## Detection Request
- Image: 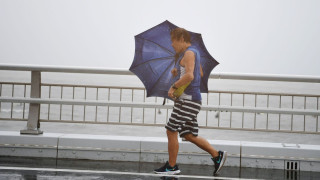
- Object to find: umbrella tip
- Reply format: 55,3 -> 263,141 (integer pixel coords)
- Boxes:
164,19 -> 172,24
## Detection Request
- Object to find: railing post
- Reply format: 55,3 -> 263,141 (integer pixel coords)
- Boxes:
20,71 -> 43,135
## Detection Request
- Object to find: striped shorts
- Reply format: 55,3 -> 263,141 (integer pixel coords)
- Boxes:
165,99 -> 201,137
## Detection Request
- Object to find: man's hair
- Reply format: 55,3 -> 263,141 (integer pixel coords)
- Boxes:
170,28 -> 191,43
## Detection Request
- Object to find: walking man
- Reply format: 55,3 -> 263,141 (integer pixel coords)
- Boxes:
154,27 -> 227,176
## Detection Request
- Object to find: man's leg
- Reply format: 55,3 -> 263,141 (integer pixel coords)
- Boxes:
184,133 -> 227,175
184,134 -> 219,158
154,129 -> 181,174
167,129 -> 179,167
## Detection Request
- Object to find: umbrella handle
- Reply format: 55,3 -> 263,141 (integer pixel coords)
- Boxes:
162,98 -> 166,105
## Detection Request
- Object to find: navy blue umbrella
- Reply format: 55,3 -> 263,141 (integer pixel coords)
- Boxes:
129,20 -> 219,99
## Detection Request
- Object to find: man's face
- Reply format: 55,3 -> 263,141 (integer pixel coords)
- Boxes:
171,37 -> 184,53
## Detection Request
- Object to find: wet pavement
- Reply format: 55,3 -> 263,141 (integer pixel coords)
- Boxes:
1,157 -> 319,180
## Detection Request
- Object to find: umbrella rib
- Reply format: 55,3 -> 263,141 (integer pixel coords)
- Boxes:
130,56 -> 174,69
136,36 -> 175,56
148,59 -> 175,96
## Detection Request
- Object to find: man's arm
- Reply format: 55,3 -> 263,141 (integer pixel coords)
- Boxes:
175,50 -> 195,86
168,50 -> 195,99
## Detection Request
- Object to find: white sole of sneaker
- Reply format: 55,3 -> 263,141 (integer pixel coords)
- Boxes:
153,170 -> 181,175
215,151 -> 227,175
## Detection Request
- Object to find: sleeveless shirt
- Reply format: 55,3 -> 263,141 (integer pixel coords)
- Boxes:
175,46 -> 202,101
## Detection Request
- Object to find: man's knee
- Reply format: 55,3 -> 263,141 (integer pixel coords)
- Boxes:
184,133 -> 196,142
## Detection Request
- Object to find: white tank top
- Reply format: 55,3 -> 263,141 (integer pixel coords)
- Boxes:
179,66 -> 192,100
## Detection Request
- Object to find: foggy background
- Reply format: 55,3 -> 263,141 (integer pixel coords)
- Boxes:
1,0 -> 319,76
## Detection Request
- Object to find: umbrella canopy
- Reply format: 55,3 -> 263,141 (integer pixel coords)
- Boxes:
129,20 -> 219,99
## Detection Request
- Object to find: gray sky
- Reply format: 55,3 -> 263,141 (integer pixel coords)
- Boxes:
1,0 -> 320,76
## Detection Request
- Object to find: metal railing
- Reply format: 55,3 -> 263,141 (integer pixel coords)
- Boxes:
0,64 -> 319,134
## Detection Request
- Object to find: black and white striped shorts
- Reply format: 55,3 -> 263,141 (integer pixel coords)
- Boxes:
165,99 -> 201,137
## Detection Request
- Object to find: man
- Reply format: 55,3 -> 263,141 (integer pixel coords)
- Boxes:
154,28 -> 227,176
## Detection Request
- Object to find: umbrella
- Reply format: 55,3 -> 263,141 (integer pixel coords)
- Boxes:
129,20 -> 219,99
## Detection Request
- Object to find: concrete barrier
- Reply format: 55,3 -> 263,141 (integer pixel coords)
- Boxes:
0,131 -> 319,172
0,131 -> 58,158
58,134 -> 141,162
241,141 -> 320,171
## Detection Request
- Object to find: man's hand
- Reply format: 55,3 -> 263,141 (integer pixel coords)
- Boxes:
168,87 -> 176,100
171,68 -> 178,77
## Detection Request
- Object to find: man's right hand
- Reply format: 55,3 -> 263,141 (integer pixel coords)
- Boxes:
171,68 -> 178,77
168,87 -> 177,100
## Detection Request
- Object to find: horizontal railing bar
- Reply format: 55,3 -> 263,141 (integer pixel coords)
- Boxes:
199,126 -> 320,134
210,72 -> 320,83
41,83 -> 145,90
1,97 -> 319,116
0,64 -> 133,75
39,119 -> 165,126
1,82 -> 319,97
0,82 -> 31,85
1,64 -> 320,83
39,83 -> 320,97
0,97 -> 172,109
0,118 -> 27,121
203,105 -> 320,116
208,90 -> 320,97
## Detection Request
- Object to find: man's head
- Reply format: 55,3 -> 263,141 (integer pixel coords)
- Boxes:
170,28 -> 191,53
170,28 -> 191,43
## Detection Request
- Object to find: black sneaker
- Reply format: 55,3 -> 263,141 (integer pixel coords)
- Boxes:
154,161 -> 181,175
212,151 -> 227,175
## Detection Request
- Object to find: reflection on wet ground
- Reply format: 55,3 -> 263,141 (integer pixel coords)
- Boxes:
0,157 -> 319,180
